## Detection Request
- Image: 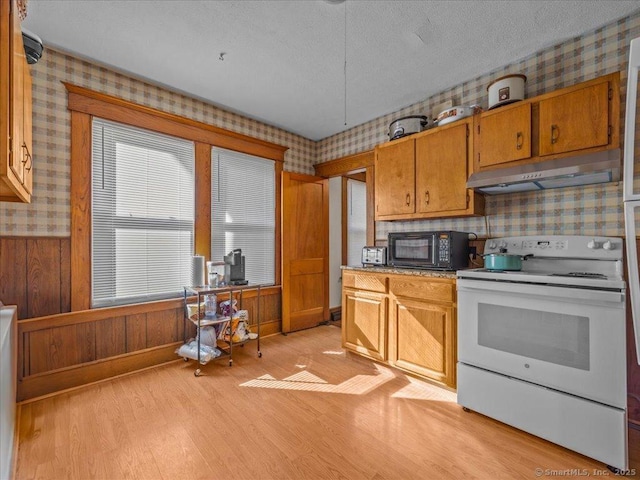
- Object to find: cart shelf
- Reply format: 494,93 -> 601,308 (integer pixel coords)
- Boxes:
181,283 -> 264,376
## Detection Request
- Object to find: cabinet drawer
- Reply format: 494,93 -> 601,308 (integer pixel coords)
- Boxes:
388,277 -> 454,303
342,271 -> 387,293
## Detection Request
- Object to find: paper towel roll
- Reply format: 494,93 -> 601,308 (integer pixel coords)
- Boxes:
191,255 -> 205,287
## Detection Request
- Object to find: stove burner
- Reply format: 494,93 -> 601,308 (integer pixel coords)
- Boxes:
549,272 -> 608,279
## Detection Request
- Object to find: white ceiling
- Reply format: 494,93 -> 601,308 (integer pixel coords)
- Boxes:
23,0 -> 640,141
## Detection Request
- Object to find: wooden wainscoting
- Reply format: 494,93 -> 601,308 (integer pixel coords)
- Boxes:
0,237 -> 71,319
16,286 -> 281,401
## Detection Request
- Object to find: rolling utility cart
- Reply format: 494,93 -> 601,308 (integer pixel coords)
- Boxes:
182,284 -> 262,376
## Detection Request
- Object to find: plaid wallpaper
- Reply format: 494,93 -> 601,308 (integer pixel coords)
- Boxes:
0,49 -> 317,236
2,11 -> 640,238
318,11 -> 640,240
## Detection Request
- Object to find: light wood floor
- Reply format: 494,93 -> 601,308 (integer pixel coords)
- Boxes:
15,325 -> 640,479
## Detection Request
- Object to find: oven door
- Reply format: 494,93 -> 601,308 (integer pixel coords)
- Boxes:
457,279 -> 626,408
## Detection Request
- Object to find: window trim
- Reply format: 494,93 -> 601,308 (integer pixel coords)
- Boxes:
67,83 -> 286,311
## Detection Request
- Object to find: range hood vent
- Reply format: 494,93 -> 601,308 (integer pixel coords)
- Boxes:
466,150 -> 621,195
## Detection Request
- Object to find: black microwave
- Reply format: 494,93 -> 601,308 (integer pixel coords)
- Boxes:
387,231 -> 470,270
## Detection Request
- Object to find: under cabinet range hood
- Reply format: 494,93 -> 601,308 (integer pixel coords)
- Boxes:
467,150 -> 621,194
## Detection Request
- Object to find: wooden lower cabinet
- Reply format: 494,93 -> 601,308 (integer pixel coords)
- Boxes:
389,296 -> 456,388
342,288 -> 387,361
341,269 -> 457,389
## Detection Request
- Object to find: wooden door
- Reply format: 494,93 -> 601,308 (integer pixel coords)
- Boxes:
281,172 -> 329,333
478,103 -> 532,168
389,296 -> 456,388
374,137 -> 415,218
342,289 -> 388,361
539,81 -> 609,156
415,123 -> 468,214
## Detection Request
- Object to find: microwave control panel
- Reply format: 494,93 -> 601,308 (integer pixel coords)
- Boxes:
438,237 -> 450,263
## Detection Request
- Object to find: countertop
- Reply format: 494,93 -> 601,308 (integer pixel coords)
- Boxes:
341,265 -> 458,279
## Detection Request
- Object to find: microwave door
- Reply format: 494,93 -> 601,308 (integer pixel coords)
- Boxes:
624,36 -> 640,363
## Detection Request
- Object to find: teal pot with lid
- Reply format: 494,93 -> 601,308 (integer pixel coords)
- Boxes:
481,252 -> 533,271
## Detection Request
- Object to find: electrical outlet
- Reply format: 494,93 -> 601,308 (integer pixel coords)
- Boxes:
469,246 -> 477,259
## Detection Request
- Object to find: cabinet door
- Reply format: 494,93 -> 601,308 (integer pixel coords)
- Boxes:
21,57 -> 32,194
9,0 -> 24,186
415,123 -> 468,214
389,296 -> 456,388
342,289 -> 387,361
478,103 -> 531,168
374,137 -> 415,217
539,81 -> 609,156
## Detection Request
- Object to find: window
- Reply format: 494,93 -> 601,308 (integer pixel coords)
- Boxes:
211,147 -> 275,284
92,118 -> 195,307
69,84 -> 286,311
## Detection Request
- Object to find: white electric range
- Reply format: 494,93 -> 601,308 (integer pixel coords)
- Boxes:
457,235 -> 628,471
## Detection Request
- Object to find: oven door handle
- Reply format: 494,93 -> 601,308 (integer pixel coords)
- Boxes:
457,279 -> 624,305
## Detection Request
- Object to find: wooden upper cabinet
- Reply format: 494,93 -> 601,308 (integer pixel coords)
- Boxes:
374,118 -> 484,221
21,51 -> 32,194
473,72 -> 619,174
416,123 -> 469,214
539,81 -> 610,156
478,102 -> 532,168
0,0 -> 32,203
9,3 -> 24,186
374,136 -> 415,216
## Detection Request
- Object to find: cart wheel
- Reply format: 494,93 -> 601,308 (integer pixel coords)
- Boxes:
194,368 -> 201,377
229,359 -> 233,367
258,352 -> 262,358
183,357 -> 189,362
462,407 -> 471,412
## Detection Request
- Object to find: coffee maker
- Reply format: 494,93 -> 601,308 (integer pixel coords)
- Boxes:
224,249 -> 248,285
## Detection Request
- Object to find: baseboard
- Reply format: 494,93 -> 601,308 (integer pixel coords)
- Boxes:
17,318 -> 283,401
17,343 -> 181,401
329,306 -> 341,322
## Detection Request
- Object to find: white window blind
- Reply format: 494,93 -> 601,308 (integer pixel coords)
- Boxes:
92,118 -> 195,307
211,147 -> 275,285
347,179 -> 367,266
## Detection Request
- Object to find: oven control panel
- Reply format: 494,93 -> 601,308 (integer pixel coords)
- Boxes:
484,236 -> 623,260
521,240 -> 568,251
486,239 -> 568,252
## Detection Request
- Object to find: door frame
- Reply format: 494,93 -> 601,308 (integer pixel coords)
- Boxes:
342,174 -> 367,265
314,150 -> 375,247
